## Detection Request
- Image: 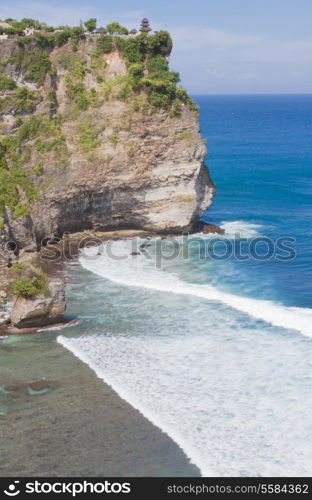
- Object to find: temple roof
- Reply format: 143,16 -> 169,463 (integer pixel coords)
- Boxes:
140,17 -> 152,32
95,27 -> 107,34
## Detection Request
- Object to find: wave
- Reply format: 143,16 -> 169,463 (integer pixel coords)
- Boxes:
79,239 -> 312,339
221,220 -> 264,238
58,334 -> 212,476
58,328 -> 312,477
194,220 -> 264,239
37,319 -> 82,333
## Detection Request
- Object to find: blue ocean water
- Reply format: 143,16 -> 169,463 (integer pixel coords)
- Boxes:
59,95 -> 312,476
198,94 -> 312,308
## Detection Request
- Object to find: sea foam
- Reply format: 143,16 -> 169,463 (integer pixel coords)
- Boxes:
79,238 -> 312,339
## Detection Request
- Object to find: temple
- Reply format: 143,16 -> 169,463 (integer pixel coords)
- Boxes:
140,18 -> 152,33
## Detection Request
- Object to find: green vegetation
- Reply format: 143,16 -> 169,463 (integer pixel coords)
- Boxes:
0,112 -> 69,226
109,127 -> 119,147
173,130 -> 193,141
14,87 -> 41,113
10,46 -> 51,86
106,22 -> 128,35
84,18 -> 97,32
77,115 -> 104,152
12,262 -> 23,273
65,77 -> 99,110
58,52 -> 86,79
12,264 -> 50,298
147,30 -> 173,57
90,50 -> 107,80
96,34 -> 113,54
0,86 -> 41,115
0,75 -> 17,91
112,31 -> 197,113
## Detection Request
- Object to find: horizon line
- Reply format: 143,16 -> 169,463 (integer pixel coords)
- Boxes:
190,92 -> 312,96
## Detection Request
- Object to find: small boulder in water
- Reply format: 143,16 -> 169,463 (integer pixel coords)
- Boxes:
2,384 -> 20,392
28,380 -> 48,391
27,379 -> 50,395
192,221 -> 225,234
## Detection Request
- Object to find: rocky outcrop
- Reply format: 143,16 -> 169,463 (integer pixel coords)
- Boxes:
193,222 -> 225,234
0,36 -> 215,259
11,278 -> 66,328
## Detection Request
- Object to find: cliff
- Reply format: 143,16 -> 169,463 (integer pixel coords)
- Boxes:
0,29 -> 214,259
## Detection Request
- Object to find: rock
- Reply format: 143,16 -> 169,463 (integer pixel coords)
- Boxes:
28,380 -> 48,391
0,291 -> 7,298
11,278 -> 66,329
0,41 -> 215,259
192,221 -> 225,235
203,223 -> 225,235
3,384 -> 20,392
130,252 -> 140,256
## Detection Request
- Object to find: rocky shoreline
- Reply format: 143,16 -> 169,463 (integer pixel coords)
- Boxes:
0,223 -> 224,335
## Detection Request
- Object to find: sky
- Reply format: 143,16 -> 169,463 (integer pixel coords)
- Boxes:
1,0 -> 312,94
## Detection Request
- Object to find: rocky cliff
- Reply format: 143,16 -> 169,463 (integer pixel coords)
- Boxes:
0,29 -> 214,259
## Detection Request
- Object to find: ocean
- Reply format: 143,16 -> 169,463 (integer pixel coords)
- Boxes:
58,95 -> 312,476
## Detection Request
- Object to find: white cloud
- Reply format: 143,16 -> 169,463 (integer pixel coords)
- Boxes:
169,26 -> 262,50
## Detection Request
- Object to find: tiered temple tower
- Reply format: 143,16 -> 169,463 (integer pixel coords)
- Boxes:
139,18 -> 152,33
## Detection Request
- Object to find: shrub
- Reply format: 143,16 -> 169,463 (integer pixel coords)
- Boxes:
173,130 -> 193,141
70,26 -> 85,51
119,35 -> 146,63
13,87 -> 40,113
12,262 -> 23,273
0,75 -> 17,91
58,52 -> 86,79
33,33 -> 55,49
17,115 -> 41,142
147,55 -> 169,74
77,116 -> 103,151
66,78 -> 99,110
33,162 -> 44,176
96,34 -> 113,54
169,100 -> 182,117
10,47 -> 51,86
14,202 -> 30,217
55,30 -> 71,47
12,272 -> 50,298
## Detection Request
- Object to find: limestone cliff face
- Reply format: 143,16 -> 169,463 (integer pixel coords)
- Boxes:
0,35 -> 214,256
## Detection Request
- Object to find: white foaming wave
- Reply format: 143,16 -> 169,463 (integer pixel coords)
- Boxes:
37,319 -> 82,333
79,240 -> 312,339
221,220 -> 263,238
58,331 -> 312,476
195,220 -> 263,239
58,334 -> 212,476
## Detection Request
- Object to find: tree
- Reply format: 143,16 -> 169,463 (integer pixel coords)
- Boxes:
84,18 -> 97,32
147,31 -> 173,57
106,22 -> 128,35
